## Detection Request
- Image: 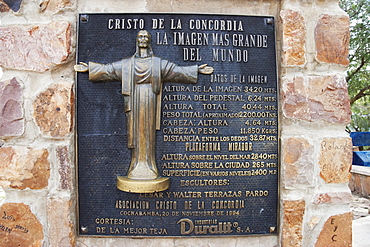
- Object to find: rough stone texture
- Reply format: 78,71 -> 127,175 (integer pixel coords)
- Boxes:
39,0 -> 73,12
350,166 -> 370,198
0,77 -> 24,137
0,146 -> 50,189
282,138 -> 314,188
348,174 -> 355,191
319,138 -> 352,184
47,198 -> 75,246
0,21 -> 71,72
354,174 -> 363,194
34,82 -> 74,138
282,200 -> 305,247
315,14 -> 350,65
56,146 -> 72,190
77,236 -> 279,247
146,0 -> 279,15
0,203 -> 43,247
282,75 -> 351,124
364,177 -> 370,196
280,9 -> 306,66
315,212 -> 352,247
0,0 -> 10,12
313,192 -> 352,204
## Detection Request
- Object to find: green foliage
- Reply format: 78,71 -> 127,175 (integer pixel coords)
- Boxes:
340,0 -> 370,131
347,99 -> 370,132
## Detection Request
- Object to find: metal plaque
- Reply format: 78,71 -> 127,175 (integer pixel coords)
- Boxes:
77,13 -> 278,237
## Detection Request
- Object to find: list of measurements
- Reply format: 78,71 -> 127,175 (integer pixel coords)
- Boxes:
159,78 -> 278,187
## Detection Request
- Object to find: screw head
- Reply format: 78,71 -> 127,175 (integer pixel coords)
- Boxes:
265,18 -> 274,25
80,15 -> 88,22
80,226 -> 88,233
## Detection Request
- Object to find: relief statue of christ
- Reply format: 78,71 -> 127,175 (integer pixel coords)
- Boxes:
75,30 -> 213,193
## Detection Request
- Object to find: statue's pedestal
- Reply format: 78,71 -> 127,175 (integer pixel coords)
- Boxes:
117,176 -> 170,193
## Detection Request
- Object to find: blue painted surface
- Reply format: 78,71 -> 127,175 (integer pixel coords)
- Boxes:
350,132 -> 370,146
351,132 -> 370,166
353,151 -> 370,167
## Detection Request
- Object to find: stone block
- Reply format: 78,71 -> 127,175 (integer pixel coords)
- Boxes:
56,146 -> 72,190
0,203 -> 43,246
34,82 -> 74,138
315,14 -> 350,65
313,192 -> 352,204
351,165 -> 370,197
146,0 -> 279,15
0,0 -> 10,12
319,138 -> 352,184
354,174 -> 363,194
363,176 -> 370,196
39,0 -> 73,12
47,198 -> 75,246
282,75 -> 351,124
280,9 -> 306,66
348,173 -> 355,191
0,146 -> 50,189
282,138 -> 314,188
175,237 -> 237,247
282,199 -> 305,247
315,212 -> 352,246
0,21 -> 71,72
0,78 -> 24,137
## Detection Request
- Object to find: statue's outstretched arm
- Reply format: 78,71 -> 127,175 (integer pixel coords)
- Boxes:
74,61 -> 122,82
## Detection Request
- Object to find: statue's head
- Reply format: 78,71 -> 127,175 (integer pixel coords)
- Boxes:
137,30 -> 151,48
135,30 -> 153,57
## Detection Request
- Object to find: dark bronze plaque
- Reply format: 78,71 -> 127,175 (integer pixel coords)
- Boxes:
77,13 -> 278,237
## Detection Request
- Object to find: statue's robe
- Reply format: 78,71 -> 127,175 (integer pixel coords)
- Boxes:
88,56 -> 198,179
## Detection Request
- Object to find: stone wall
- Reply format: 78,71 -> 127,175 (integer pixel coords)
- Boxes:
350,165 -> 370,198
0,0 -> 352,246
